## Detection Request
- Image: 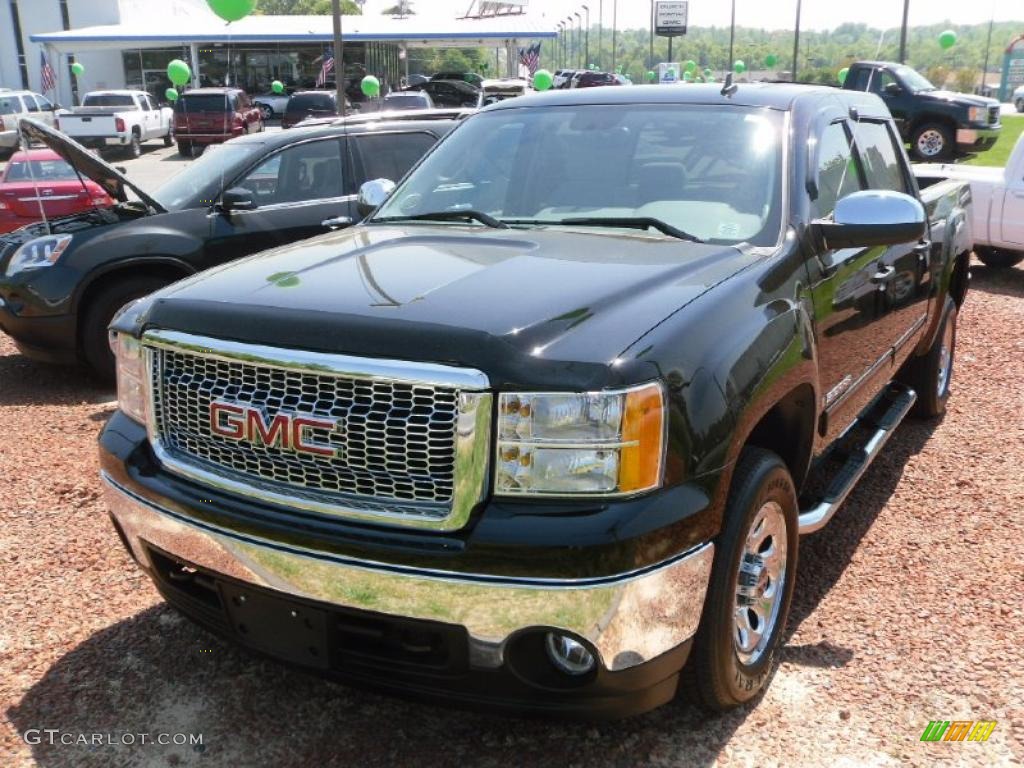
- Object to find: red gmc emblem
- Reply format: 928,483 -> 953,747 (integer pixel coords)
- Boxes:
209,401 -> 340,458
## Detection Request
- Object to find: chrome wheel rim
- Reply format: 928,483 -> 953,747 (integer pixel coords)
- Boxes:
937,316 -> 955,397
733,501 -> 788,666
917,130 -> 945,157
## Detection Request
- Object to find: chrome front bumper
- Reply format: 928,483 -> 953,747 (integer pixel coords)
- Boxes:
102,471 -> 714,673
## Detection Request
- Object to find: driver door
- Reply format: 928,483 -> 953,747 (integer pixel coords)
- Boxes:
205,137 -> 356,265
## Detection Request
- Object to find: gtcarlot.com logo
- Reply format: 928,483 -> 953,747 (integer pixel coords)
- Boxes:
23,729 -> 204,747
920,720 -> 997,742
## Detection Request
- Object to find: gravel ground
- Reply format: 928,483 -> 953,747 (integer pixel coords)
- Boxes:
1,259 -> 1023,768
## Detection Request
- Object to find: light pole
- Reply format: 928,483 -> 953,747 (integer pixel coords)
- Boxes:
557,22 -> 564,69
611,0 -> 617,72
332,0 -> 344,111
898,0 -> 910,63
648,0 -> 654,71
728,0 -> 736,73
575,12 -> 582,69
597,0 -> 603,70
980,10 -> 995,94
566,16 -> 575,69
582,5 -> 590,69
791,0 -> 802,82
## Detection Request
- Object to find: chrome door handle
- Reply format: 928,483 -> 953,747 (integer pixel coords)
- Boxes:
321,216 -> 352,229
871,265 -> 896,284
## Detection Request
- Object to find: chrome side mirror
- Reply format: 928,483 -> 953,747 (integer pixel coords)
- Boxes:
814,190 -> 926,250
357,178 -> 396,218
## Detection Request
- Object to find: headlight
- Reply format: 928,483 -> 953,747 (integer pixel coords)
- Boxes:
4,234 -> 73,276
496,382 -> 665,496
967,106 -> 984,123
111,331 -> 147,424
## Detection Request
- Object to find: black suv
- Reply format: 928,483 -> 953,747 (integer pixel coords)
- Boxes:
282,91 -> 343,129
0,117 -> 454,377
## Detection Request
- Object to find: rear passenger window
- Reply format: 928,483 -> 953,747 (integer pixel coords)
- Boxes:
852,121 -> 908,194
354,133 -> 437,183
813,122 -> 861,219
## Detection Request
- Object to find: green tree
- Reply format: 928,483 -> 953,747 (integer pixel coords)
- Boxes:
256,0 -> 359,13
382,1 -> 414,16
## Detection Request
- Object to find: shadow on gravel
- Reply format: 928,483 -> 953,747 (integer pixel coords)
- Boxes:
9,601 -> 755,768
966,263 -> 1024,299
0,348 -> 112,407
784,417 -> 940,658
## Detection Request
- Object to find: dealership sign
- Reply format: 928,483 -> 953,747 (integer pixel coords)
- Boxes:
655,1 -> 688,37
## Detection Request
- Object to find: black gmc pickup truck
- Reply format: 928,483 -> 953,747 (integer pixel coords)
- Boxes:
98,84 -> 972,718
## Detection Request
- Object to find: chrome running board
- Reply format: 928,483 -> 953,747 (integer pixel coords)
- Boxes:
798,383 -> 917,535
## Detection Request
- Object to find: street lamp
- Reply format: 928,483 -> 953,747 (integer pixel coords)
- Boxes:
611,0 -> 618,72
557,22 -> 564,69
582,5 -> 590,69
597,0 -> 603,71
566,17 -> 575,70
574,12 -> 582,69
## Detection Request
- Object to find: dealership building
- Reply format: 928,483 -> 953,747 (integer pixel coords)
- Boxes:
1,0 -> 555,106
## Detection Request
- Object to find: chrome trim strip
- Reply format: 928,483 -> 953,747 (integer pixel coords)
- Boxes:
141,329 -> 491,531
142,329 -> 490,391
102,470 -> 715,671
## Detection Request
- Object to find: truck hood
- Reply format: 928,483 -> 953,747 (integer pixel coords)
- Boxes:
131,224 -> 757,389
18,118 -> 165,212
918,90 -> 1000,109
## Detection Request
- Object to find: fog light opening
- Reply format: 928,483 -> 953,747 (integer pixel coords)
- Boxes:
545,632 -> 596,676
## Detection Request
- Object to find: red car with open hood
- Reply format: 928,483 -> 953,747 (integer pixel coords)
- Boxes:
0,148 -> 113,233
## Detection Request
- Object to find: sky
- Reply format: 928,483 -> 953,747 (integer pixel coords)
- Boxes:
361,0 -> 1022,32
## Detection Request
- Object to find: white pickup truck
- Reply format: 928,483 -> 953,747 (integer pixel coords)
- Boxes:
57,90 -> 173,158
915,133 -> 1024,269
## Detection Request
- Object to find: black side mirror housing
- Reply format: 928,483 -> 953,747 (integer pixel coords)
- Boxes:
220,187 -> 256,212
884,82 -> 902,96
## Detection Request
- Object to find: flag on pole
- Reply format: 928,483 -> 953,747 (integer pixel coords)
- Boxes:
316,53 -> 335,87
40,51 -> 57,93
518,42 -> 541,76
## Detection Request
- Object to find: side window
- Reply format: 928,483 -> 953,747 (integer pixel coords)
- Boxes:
852,121 -> 909,194
25,95 -> 40,113
871,71 -> 897,95
354,132 -> 437,184
813,122 -> 862,220
35,94 -> 53,111
234,139 -> 344,205
139,95 -> 151,111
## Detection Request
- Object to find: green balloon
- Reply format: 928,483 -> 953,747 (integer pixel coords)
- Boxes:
590,63 -> 597,70
167,59 -> 191,86
206,0 -> 256,23
532,69 -> 553,91
165,87 -> 179,102
271,80 -> 284,94
838,66 -> 850,85
764,53 -> 778,68
71,62 -> 85,77
360,75 -> 380,97
939,30 -> 957,50
646,70 -> 656,82
684,60 -> 697,74
733,60 -> 746,74
682,71 -> 693,82
703,67 -> 713,78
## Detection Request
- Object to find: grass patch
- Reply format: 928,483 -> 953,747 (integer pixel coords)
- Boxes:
964,114 -> 1024,167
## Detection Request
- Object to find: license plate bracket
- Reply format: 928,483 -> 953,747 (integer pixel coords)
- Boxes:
221,584 -> 329,670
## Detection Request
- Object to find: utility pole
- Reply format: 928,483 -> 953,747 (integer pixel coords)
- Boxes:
898,0 -> 910,63
611,0 -> 617,71
575,12 -> 582,68
728,0 -> 735,72
649,0 -> 654,70
332,0 -> 344,109
597,0 -> 603,70
791,0 -> 801,82
567,16 -> 574,68
582,5 -> 590,68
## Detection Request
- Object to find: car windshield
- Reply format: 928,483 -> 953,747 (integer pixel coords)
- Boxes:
4,158 -> 80,182
152,143 -> 263,210
373,104 -> 784,247
176,94 -> 228,112
82,93 -> 136,108
895,66 -> 936,92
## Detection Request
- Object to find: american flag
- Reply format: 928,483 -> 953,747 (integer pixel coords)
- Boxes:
315,53 -> 335,87
40,51 -> 56,93
518,42 -> 541,76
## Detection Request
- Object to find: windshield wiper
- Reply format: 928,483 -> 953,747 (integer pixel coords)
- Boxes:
374,210 -> 509,229
505,216 -> 704,242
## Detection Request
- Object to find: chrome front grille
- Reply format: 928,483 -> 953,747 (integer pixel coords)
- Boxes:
143,330 -> 492,531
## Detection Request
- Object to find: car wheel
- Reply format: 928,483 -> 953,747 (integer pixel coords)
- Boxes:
258,104 -> 273,120
975,245 -> 1024,269
1016,99 -> 1024,113
81,276 -> 170,381
163,127 -> 174,147
912,123 -> 953,161
177,140 -> 192,157
127,132 -> 142,159
901,298 -> 957,419
680,447 -> 798,711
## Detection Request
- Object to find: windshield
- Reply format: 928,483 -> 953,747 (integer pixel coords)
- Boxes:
373,104 -> 784,246
4,158 -> 80,182
895,66 -> 936,92
152,143 -> 263,210
82,93 -> 136,108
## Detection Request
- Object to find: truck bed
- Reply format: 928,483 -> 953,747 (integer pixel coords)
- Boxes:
918,177 -> 974,258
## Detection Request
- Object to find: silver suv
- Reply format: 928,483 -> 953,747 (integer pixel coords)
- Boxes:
0,89 -> 59,156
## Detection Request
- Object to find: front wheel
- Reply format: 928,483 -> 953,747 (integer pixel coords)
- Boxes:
127,133 -> 142,159
912,122 -> 953,161
258,104 -> 273,120
1016,99 -> 1024,114
975,246 -> 1024,270
81,276 -> 170,381
681,447 -> 798,711
901,298 -> 957,419
163,128 -> 174,147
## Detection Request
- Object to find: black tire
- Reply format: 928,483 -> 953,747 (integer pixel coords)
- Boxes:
911,122 -> 954,161
1016,99 -> 1024,114
127,132 -> 142,159
975,246 -> 1024,270
681,447 -> 799,712
177,140 -> 192,157
163,128 -> 174,147
258,103 -> 273,120
902,298 -> 957,419
81,276 -> 169,381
